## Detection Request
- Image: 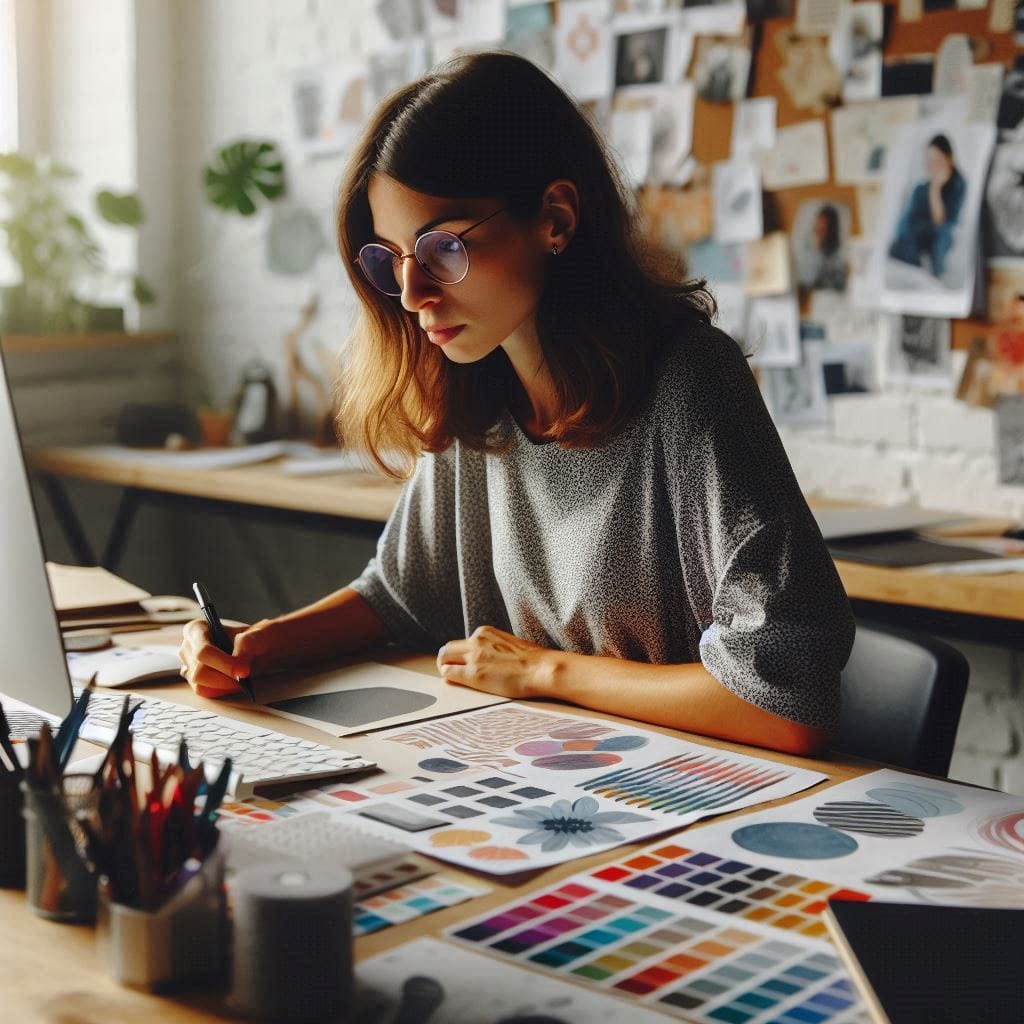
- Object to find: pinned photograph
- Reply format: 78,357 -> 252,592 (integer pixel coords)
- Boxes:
886,315 -> 953,388
747,294 -> 801,368
614,23 -> 669,86
759,120 -> 830,190
504,1 -> 556,70
553,0 -> 615,102
615,82 -> 695,186
687,236 -> 744,281
373,0 -> 426,40
693,38 -> 752,103
819,340 -> 877,394
670,0 -> 747,36
711,282 -> 750,341
638,183 -> 712,252
882,54 -> 934,96
775,31 -> 841,113
870,114 -> 996,316
743,232 -> 792,297
997,60 -> 1024,131
290,66 -> 369,157
792,200 -> 851,292
830,98 -> 920,186
984,136 -> 1024,260
731,97 -> 776,158
828,1 -> 883,102
987,262 -> 1024,321
609,106 -> 654,187
712,159 -> 764,245
763,349 -> 829,426
796,0 -> 842,34
995,395 -> 1024,484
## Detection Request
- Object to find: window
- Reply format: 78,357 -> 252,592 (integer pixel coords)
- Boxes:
0,0 -> 16,152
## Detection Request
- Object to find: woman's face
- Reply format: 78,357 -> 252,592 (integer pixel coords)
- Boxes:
365,174 -> 550,364
926,145 -> 952,180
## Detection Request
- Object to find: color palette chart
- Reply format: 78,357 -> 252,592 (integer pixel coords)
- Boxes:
447,874 -> 870,1023
354,875 -> 490,936
587,842 -> 871,941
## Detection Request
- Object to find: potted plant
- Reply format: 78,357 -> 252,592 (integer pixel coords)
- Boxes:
0,152 -> 157,333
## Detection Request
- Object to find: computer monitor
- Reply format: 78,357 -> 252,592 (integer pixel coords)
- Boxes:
0,341 -> 76,720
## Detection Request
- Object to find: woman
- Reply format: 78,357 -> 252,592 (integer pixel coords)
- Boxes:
889,133 -> 966,280
798,204 -> 847,291
179,52 -> 854,756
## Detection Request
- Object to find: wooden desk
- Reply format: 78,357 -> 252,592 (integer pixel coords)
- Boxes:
28,445 -> 1024,630
0,645 -> 874,1023
28,445 -> 404,569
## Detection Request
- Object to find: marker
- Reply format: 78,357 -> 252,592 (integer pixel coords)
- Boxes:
192,581 -> 256,702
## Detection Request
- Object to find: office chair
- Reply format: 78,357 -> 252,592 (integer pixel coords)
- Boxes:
832,619 -> 969,778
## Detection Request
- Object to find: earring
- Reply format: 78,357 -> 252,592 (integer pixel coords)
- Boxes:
550,246 -> 559,255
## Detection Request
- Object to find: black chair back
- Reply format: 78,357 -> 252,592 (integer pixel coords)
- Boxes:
834,620 -> 969,777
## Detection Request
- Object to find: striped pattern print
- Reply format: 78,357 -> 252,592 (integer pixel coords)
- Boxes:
577,752 -> 791,815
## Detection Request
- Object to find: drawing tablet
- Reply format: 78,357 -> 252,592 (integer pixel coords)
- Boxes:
824,899 -> 1024,1024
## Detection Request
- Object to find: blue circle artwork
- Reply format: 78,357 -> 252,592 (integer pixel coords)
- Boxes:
731,822 -> 859,859
596,736 -> 649,751
418,757 -> 469,773
865,786 -> 963,818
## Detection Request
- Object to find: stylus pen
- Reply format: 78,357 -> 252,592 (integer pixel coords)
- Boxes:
192,581 -> 256,702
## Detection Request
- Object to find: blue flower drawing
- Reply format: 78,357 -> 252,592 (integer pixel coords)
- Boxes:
491,796 -> 652,853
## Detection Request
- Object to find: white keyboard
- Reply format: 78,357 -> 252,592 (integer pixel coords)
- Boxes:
80,691 -> 375,799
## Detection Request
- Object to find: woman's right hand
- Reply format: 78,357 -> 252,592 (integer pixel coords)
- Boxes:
178,618 -> 279,699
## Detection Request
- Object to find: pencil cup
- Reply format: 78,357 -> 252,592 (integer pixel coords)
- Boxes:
97,843 -> 227,991
0,772 -> 26,888
21,774 -> 98,923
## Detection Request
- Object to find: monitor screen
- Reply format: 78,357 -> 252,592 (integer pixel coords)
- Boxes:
0,341 -> 75,719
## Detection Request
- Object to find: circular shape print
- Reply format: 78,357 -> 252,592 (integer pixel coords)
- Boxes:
732,822 -> 860,859
813,801 -> 924,837
865,785 -> 963,818
418,758 -> 469,774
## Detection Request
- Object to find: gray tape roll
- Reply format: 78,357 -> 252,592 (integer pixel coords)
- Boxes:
229,862 -> 353,1022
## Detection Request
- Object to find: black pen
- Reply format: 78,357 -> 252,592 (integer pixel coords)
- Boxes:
192,581 -> 256,702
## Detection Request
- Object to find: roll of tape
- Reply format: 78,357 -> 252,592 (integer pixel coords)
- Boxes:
229,862 -> 353,1021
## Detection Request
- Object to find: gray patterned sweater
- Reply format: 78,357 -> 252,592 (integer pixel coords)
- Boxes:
350,325 -> 855,731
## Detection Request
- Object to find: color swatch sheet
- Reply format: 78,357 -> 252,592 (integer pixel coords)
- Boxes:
355,936 -> 675,1022
446,866 -> 869,1023
349,703 -> 829,874
679,768 -> 1024,907
354,875 -> 490,936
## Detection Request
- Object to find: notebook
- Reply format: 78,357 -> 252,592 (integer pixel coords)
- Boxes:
824,899 -> 1024,1024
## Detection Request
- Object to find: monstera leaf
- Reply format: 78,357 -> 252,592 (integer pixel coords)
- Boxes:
203,139 -> 285,216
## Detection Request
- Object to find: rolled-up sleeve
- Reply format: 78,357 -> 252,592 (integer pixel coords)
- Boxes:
670,330 -> 855,731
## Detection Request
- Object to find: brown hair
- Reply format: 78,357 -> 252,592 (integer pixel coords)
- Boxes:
336,51 -> 714,479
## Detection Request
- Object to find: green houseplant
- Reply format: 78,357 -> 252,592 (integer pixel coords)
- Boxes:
0,152 -> 156,333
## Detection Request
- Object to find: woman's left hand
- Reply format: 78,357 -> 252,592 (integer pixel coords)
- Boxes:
436,625 -> 558,699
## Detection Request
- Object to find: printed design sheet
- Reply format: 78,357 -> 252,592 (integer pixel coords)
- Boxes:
682,768 -> 1024,907
338,704 -> 831,874
355,937 -> 674,1023
446,868 -> 869,1023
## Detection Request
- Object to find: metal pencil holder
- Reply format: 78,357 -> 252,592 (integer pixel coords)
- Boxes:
96,842 -> 227,991
21,773 -> 98,923
0,771 -> 25,888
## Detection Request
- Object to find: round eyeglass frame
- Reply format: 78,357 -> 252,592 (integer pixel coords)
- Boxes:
354,207 -> 506,296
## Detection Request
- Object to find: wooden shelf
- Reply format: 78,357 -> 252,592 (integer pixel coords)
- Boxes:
0,330 -> 176,354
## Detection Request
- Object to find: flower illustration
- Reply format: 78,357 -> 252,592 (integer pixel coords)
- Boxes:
491,796 -> 651,853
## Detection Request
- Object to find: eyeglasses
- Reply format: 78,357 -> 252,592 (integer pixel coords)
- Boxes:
354,208 -> 506,296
